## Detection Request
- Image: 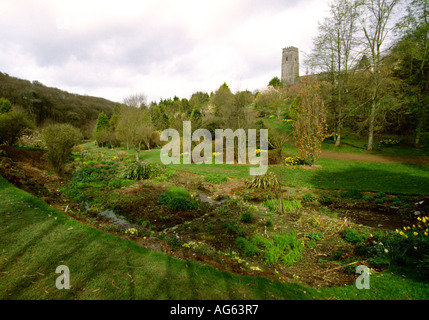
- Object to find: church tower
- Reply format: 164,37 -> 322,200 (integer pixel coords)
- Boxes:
281,46 -> 299,86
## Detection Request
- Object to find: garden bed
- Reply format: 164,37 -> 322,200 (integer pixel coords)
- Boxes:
0,146 -> 427,288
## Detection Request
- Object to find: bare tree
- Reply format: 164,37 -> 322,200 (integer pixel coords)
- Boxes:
115,105 -> 153,161
360,0 -> 400,150
306,0 -> 362,146
293,74 -> 328,166
123,93 -> 148,109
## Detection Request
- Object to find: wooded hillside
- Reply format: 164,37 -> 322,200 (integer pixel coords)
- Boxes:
0,72 -> 116,135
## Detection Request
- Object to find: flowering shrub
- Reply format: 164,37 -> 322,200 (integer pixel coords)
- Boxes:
284,156 -> 306,167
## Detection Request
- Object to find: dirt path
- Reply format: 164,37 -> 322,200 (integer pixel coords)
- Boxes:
320,150 -> 429,165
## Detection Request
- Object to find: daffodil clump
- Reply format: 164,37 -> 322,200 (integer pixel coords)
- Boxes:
284,156 -> 306,167
255,149 -> 267,156
395,215 -> 429,238
368,216 -> 429,269
182,241 -> 204,250
125,228 -> 139,236
379,138 -> 399,146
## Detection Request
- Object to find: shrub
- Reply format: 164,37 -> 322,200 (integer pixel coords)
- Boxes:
343,228 -> 370,244
116,151 -> 128,159
281,241 -> 304,266
272,232 -> 297,250
283,199 -> 302,211
71,166 -> 107,184
41,123 -> 83,175
318,195 -> 333,205
240,212 -> 253,223
0,111 -> 33,145
306,231 -> 325,241
247,171 -> 280,190
262,198 -> 302,213
247,232 -> 304,266
158,186 -> 197,211
261,200 -> 275,211
374,192 -> 386,199
160,186 -> 191,199
0,97 -> 12,114
302,193 -> 316,203
251,234 -> 271,248
375,197 -> 389,204
108,179 -> 134,189
119,161 -> 160,180
236,237 -> 260,256
264,245 -> 283,266
221,221 -> 240,235
168,197 -> 196,211
340,189 -> 363,199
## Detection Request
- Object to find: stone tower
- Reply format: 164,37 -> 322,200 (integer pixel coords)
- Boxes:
281,46 -> 299,86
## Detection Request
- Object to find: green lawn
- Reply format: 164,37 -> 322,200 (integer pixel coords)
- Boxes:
1,175 -> 429,300
271,158 -> 429,195
82,141 -> 429,195
263,118 -> 429,157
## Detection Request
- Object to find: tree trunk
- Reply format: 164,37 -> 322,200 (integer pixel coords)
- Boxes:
367,101 -> 376,150
335,109 -> 342,147
335,129 -> 341,147
415,106 -> 424,147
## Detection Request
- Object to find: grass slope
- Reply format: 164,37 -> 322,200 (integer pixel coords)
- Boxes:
0,175 -> 310,300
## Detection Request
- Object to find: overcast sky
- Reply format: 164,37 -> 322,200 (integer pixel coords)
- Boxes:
0,0 -> 332,103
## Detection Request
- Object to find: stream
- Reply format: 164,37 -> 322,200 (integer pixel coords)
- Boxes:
85,191 -> 414,231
